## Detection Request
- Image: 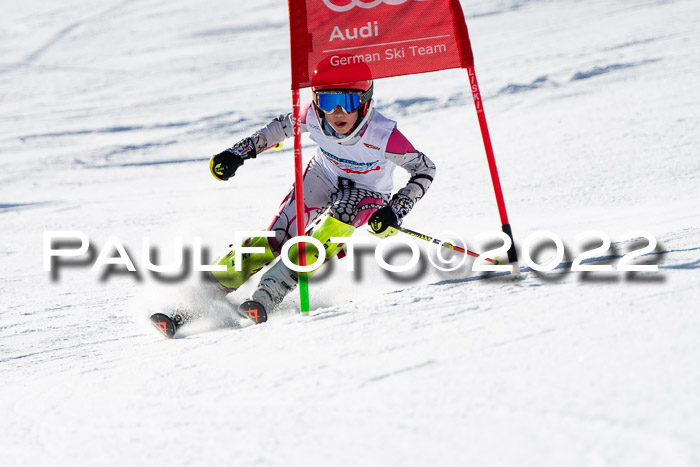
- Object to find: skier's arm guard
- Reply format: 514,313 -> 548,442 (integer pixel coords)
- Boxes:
253,112 -> 306,153
211,108 -> 309,180
369,139 -> 435,236
385,150 -> 436,213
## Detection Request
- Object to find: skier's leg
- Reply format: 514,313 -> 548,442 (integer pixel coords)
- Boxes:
288,185 -> 388,266
240,186 -> 389,322
240,215 -> 355,323
211,160 -> 335,291
265,160 -> 337,256
210,236 -> 276,290
286,186 -> 388,269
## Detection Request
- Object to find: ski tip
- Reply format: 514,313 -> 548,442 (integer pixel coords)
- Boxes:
150,313 -> 177,339
238,300 -> 268,324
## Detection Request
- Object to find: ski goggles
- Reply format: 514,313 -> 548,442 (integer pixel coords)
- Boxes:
315,91 -> 362,114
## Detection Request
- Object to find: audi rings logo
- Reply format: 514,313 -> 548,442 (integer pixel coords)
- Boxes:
323,0 -> 428,13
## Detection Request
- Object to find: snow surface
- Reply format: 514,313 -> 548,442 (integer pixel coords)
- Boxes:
1,0 -> 700,465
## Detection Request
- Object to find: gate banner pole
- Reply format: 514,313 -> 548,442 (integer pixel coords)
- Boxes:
467,66 -> 519,272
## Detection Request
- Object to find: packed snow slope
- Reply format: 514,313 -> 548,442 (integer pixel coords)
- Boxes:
1,1 -> 699,466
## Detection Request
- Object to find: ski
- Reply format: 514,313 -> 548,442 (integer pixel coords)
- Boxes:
237,300 -> 268,324
150,313 -> 177,338
149,308 -> 191,339
150,301 -> 264,339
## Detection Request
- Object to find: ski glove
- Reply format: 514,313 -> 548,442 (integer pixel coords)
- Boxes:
368,193 -> 415,238
210,137 -> 257,181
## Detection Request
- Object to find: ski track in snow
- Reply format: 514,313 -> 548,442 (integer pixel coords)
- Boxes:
1,0 -> 700,466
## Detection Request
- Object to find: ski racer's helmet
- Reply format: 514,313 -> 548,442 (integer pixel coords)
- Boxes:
311,56 -> 375,142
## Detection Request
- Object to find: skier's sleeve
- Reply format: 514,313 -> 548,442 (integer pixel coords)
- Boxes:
249,102 -> 311,155
385,128 -> 436,204
211,104 -> 313,181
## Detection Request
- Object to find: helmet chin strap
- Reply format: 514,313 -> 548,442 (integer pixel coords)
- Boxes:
319,100 -> 375,145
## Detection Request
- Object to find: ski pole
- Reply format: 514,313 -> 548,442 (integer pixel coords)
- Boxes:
397,226 -> 500,264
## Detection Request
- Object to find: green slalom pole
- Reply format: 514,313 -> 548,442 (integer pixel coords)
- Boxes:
298,271 -> 309,311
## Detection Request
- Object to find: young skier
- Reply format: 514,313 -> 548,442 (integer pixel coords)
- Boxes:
206,71 -> 436,325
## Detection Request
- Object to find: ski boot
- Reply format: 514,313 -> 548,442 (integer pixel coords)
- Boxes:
236,257 -> 300,324
237,215 -> 355,324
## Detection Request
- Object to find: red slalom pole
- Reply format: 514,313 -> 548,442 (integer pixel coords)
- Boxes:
291,88 -> 310,312
466,66 -> 519,271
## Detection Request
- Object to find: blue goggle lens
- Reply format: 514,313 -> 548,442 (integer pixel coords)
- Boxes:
316,93 -> 362,113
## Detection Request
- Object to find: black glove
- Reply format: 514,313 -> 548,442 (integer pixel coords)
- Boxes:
368,205 -> 399,237
210,137 -> 257,181
368,193 -> 415,237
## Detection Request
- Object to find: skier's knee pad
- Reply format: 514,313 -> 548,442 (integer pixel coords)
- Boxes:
287,216 -> 355,275
211,236 -> 275,289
